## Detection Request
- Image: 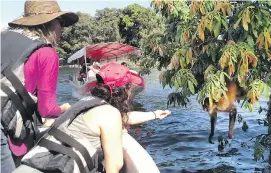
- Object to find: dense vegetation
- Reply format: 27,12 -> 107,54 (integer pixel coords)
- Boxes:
139,0 -> 271,162
56,4 -> 163,60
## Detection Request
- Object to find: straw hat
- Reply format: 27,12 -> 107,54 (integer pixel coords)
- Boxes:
8,0 -> 78,27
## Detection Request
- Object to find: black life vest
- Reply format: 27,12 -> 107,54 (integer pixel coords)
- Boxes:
22,96 -> 108,173
1,30 -> 51,146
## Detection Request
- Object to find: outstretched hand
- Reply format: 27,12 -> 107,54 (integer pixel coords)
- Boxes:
153,110 -> 171,120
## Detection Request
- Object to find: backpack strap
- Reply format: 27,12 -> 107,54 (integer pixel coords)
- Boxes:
49,127 -> 94,171
38,138 -> 86,173
1,83 -> 29,122
51,97 -> 107,129
0,83 -> 33,137
37,97 -> 107,172
1,68 -> 42,125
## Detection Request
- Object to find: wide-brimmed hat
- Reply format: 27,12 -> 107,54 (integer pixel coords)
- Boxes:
8,0 -> 79,27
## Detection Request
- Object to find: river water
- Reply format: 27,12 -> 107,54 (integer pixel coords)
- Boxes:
57,67 -> 270,173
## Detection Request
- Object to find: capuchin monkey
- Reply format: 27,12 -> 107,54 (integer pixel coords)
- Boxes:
202,79 -> 246,143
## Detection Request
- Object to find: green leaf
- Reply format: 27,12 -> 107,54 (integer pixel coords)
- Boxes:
214,20 -> 221,37
247,35 -> 254,47
174,78 -> 179,91
254,137 -> 265,161
207,48 -> 211,57
252,29 -> 258,38
186,51 -> 190,64
211,51 -> 216,62
180,58 -> 185,69
221,17 -> 228,30
211,83 -> 215,96
234,17 -> 242,29
255,13 -> 263,26
188,81 -> 195,94
263,85 -> 270,98
237,10 -> 244,18
260,9 -> 270,16
220,72 -> 225,83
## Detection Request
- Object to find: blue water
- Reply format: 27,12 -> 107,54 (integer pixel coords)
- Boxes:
57,67 -> 270,173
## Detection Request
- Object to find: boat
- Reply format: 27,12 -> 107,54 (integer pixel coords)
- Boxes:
67,42 -> 141,99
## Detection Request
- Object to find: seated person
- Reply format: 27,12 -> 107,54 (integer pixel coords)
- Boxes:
87,62 -> 101,81
78,62 -> 100,82
13,63 -> 171,173
121,62 -> 138,75
78,65 -> 88,82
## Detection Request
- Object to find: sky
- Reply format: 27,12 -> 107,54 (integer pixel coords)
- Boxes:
0,0 -> 152,30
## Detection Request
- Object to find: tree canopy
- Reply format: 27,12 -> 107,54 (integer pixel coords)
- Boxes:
135,0 -> 271,162
57,5 -> 163,61
138,0 -> 271,111
119,4 -> 164,47
57,10 -> 121,60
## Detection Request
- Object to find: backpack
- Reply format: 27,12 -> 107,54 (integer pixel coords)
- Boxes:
22,96 -> 108,173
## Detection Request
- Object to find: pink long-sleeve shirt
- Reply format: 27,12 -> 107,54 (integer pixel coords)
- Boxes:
8,47 -> 62,156
24,47 -> 62,117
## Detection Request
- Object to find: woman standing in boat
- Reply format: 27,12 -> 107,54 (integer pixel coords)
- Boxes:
1,0 -> 78,172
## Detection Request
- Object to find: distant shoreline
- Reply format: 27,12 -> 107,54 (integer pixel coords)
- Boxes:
59,64 -> 80,68
59,60 -> 140,69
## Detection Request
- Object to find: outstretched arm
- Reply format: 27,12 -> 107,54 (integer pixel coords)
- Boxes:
126,110 -> 171,125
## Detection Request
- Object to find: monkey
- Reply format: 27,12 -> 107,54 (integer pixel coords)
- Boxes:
202,80 -> 246,143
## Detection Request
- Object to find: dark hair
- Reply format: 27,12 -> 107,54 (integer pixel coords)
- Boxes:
90,75 -> 132,124
121,62 -> 127,66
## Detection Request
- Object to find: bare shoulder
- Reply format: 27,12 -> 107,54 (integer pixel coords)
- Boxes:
84,104 -> 121,123
94,104 -> 120,115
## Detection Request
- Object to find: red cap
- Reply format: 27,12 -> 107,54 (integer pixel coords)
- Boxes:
89,62 -> 144,91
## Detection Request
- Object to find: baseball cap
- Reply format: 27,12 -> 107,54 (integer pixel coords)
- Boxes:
89,62 -> 144,91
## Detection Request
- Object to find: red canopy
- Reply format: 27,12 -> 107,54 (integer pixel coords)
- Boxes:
85,42 -> 137,62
